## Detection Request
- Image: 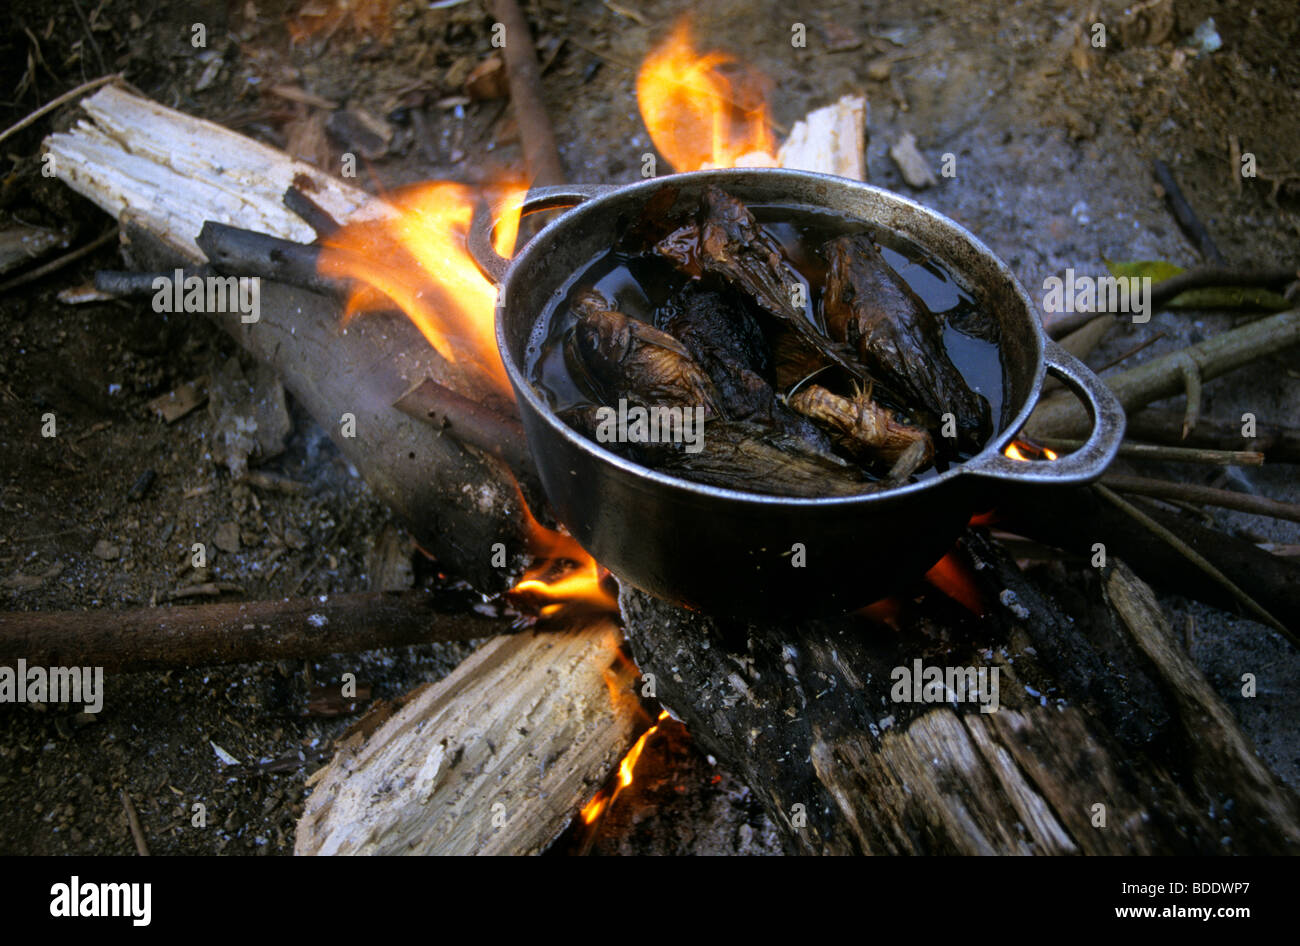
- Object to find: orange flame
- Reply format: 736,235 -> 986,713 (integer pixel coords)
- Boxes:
510,497 -> 618,615
636,18 -> 778,172
580,710 -> 670,825
924,551 -> 985,616
318,181 -> 525,398
1005,440 -> 1059,462
315,176 -> 610,614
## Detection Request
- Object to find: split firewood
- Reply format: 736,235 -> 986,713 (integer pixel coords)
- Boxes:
42,87 -> 535,592
43,86 -> 385,257
294,621 -> 644,855
775,95 -> 867,181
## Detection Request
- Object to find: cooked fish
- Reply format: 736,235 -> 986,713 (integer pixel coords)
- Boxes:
655,186 -> 869,384
821,233 -> 991,452
787,383 -> 934,466
564,289 -> 720,413
658,420 -> 877,498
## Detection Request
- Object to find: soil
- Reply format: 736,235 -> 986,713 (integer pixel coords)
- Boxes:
0,0 -> 1296,855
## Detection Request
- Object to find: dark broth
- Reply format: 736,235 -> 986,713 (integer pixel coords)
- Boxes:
527,204 -> 1006,481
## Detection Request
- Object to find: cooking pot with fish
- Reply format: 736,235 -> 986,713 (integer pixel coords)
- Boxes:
469,169 -> 1124,618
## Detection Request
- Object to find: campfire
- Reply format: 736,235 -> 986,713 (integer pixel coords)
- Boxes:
4,1 -> 1299,858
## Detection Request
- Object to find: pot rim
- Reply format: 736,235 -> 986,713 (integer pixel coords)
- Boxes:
493,168 -> 1048,506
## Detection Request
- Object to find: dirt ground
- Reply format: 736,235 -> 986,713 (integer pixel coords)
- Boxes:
0,0 -> 1296,855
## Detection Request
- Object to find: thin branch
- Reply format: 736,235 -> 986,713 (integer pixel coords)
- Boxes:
1093,484 -> 1291,640
120,790 -> 150,856
1102,473 -> 1300,525
0,227 -> 118,293
1037,437 -> 1264,466
0,72 -> 123,146
1153,158 -> 1227,265
0,591 -> 514,674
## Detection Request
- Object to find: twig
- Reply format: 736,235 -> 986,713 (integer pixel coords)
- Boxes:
1038,437 -> 1263,466
95,267 -> 212,297
1102,473 -> 1300,524
283,185 -> 341,239
393,377 -> 537,484
0,227 -> 118,294
0,72 -> 123,146
1027,308 -> 1300,439
120,790 -> 150,856
1126,409 -> 1300,462
195,221 -> 344,296
1094,331 -> 1165,374
70,0 -> 108,74
0,591 -> 514,674
1153,158 -> 1227,265
490,0 -> 564,186
1093,484 -> 1291,640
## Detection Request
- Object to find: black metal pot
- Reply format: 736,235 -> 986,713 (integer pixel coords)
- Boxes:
470,169 -> 1124,618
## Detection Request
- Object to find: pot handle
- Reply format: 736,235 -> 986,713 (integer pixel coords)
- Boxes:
468,184 -> 618,284
963,339 -> 1125,485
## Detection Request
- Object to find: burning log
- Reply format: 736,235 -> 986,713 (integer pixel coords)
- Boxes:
43,87 -> 536,592
621,531 -> 1300,854
294,620 -> 644,855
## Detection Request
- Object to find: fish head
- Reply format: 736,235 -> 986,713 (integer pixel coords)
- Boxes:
565,308 -> 633,397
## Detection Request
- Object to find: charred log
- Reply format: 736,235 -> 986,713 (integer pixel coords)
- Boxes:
621,530 -> 1300,854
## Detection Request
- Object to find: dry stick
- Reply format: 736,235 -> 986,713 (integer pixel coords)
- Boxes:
0,592 -> 513,675
393,378 -> 538,484
96,267 -> 212,297
195,221 -> 343,297
1027,308 -> 1300,439
0,227 -> 118,294
1093,331 -> 1165,374
1093,484 -> 1291,639
283,185 -> 341,238
490,0 -> 564,187
1037,437 -> 1264,466
1043,315 -> 1115,394
0,72 -> 123,146
1153,158 -> 1227,265
1126,409 -> 1300,463
120,790 -> 150,856
1102,473 -> 1300,525
1044,267 -> 1298,339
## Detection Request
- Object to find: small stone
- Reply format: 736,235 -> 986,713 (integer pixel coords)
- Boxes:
283,527 -> 308,550
889,132 -> 938,189
215,522 -> 241,553
92,539 -> 120,561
